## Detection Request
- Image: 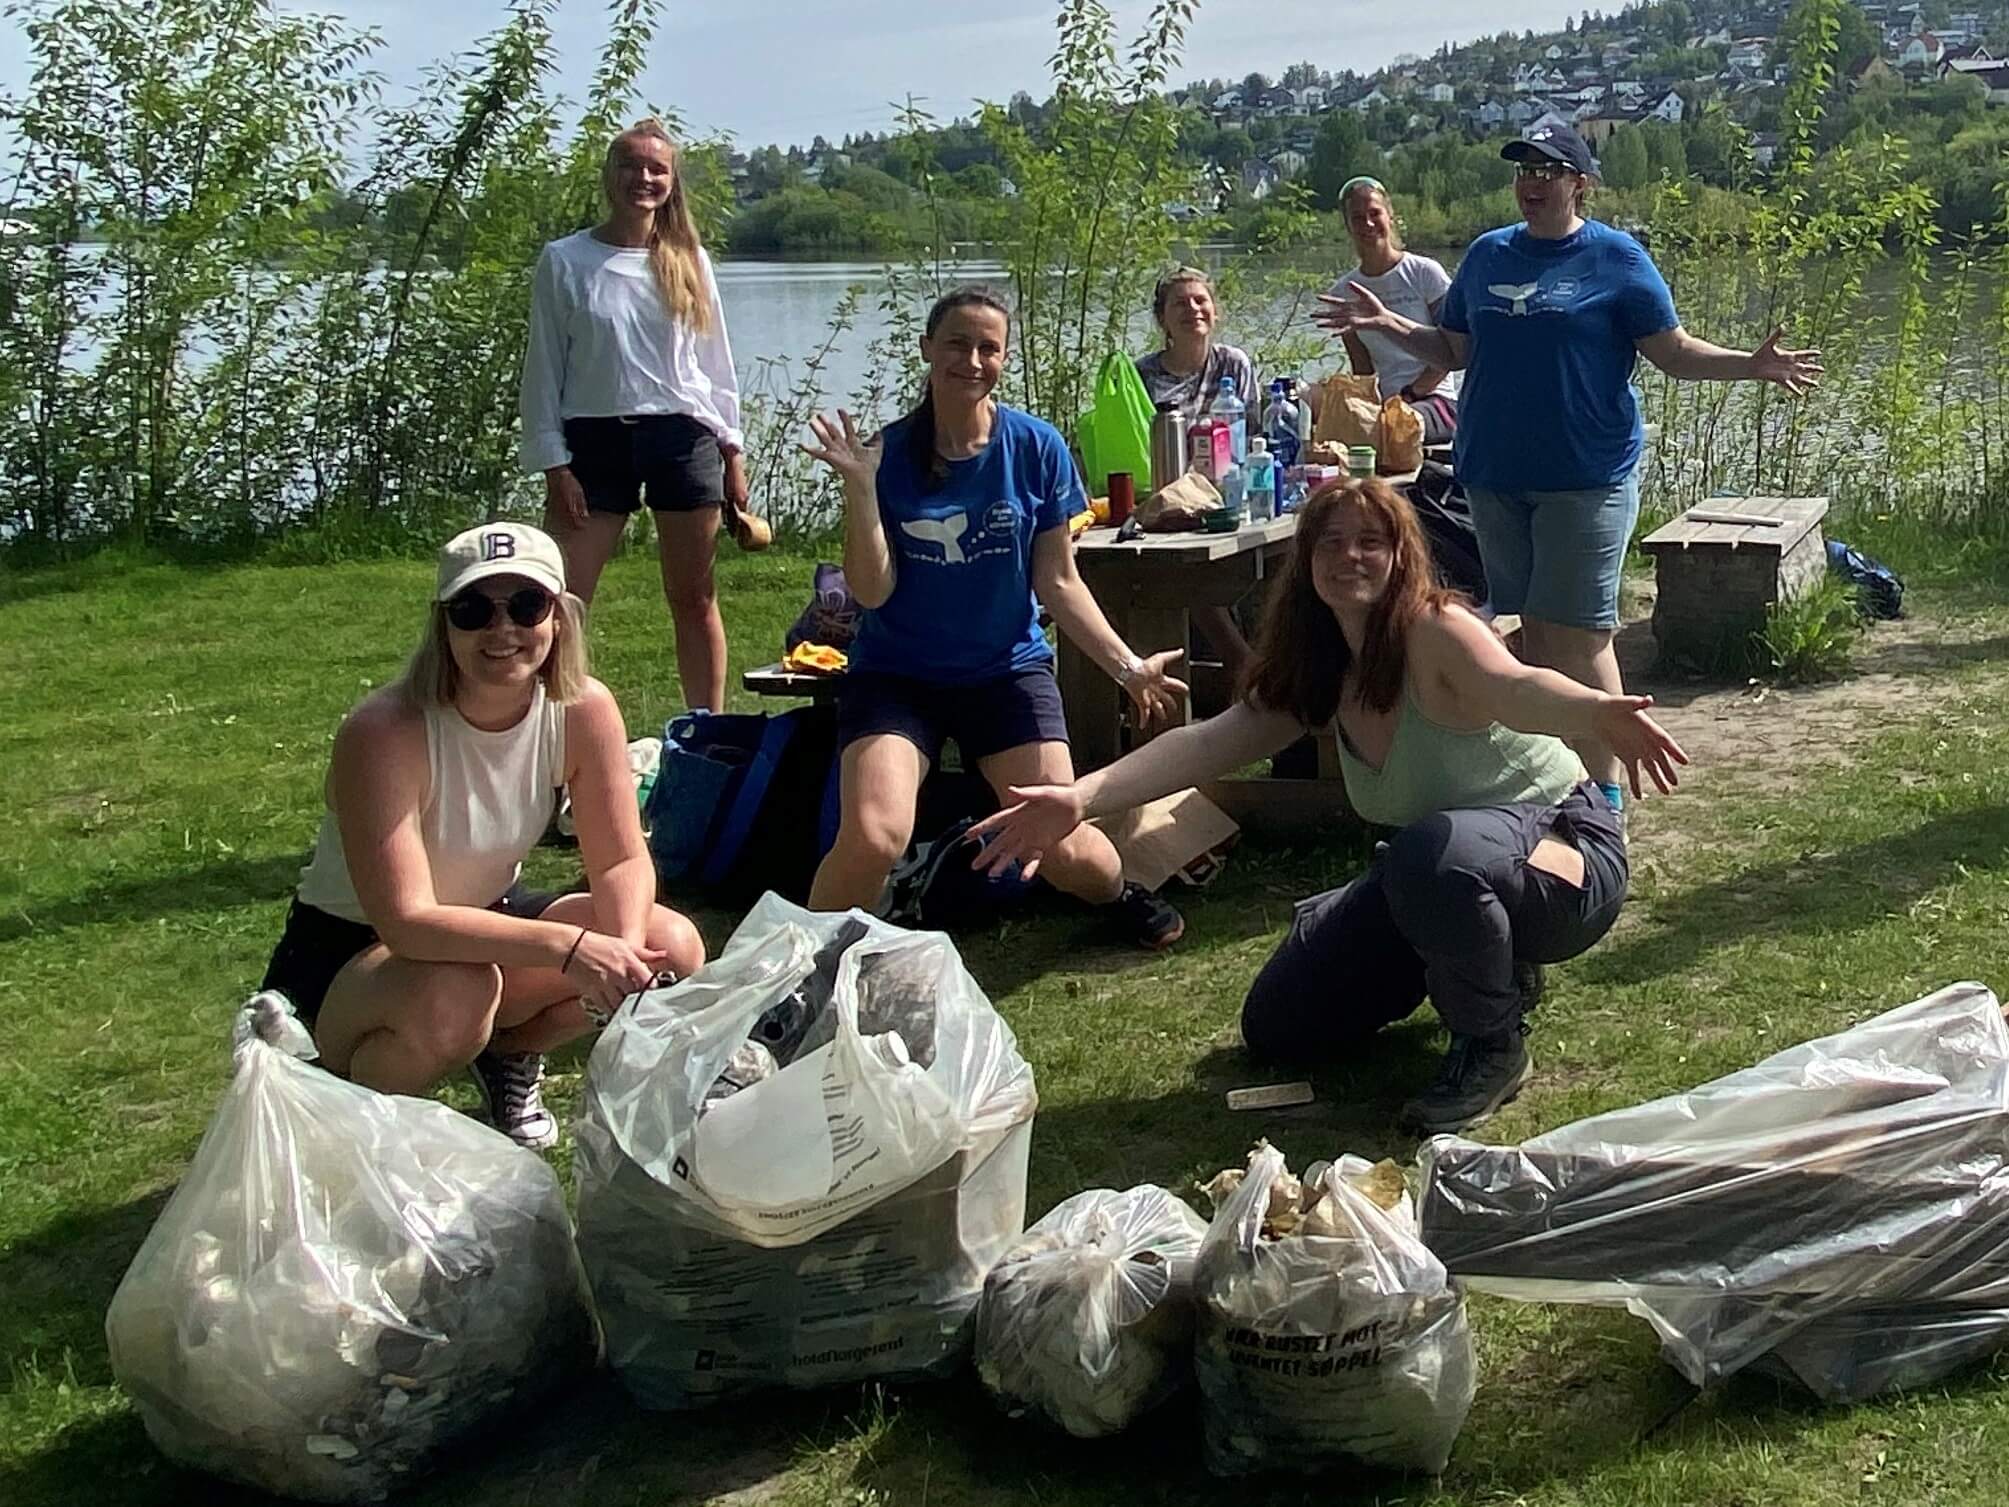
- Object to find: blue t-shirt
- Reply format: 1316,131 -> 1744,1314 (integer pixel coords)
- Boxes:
848,403 -> 1085,684
1440,219 -> 1678,492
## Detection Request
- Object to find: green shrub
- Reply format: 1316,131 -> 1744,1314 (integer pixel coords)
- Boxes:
1753,574 -> 1865,683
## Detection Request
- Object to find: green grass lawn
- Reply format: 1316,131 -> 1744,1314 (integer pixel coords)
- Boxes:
4,536 -> 2009,1507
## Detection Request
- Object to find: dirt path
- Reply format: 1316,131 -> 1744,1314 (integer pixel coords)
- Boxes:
1618,580 -> 2009,796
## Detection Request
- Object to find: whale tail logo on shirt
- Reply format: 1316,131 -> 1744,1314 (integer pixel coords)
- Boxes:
1489,281 -> 1541,317
901,513 -> 969,564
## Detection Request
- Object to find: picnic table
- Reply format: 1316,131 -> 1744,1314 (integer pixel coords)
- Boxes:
1060,513 -> 1299,773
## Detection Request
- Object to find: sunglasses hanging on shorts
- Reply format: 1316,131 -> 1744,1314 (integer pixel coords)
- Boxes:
1515,161 -> 1579,181
445,587 -> 556,632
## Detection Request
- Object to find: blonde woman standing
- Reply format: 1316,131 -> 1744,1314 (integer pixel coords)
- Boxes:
519,120 -> 764,716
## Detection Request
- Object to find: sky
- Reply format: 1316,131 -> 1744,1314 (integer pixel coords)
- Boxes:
0,1 -> 1597,153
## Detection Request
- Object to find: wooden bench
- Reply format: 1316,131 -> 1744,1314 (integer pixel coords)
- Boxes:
1639,496 -> 1830,669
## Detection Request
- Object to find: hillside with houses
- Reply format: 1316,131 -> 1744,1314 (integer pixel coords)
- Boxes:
717,0 -> 2009,252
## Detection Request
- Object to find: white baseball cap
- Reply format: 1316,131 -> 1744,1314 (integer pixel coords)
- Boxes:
436,522 -> 566,601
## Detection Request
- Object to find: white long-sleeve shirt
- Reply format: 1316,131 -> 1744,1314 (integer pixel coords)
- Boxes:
517,231 -> 744,473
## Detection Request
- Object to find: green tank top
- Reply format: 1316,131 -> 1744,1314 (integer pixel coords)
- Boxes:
1335,683 -> 1586,829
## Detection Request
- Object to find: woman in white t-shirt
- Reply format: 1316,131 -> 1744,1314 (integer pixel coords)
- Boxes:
1325,178 -> 1460,444
519,119 -> 766,717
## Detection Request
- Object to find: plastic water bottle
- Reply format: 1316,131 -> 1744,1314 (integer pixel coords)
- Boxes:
1245,438 -> 1276,522
1286,378 -> 1312,444
1211,376 -> 1247,465
1218,462 -> 1246,519
1262,379 -> 1300,471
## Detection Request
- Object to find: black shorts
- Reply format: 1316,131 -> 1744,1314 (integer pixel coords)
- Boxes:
836,666 -> 1070,768
563,414 -> 724,514
260,884 -> 560,1028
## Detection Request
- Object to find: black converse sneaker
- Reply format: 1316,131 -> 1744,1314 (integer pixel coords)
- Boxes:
1106,881 -> 1185,951
1398,1030 -> 1533,1135
469,1050 -> 559,1150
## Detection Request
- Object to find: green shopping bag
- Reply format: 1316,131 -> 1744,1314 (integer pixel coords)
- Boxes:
1078,352 -> 1155,496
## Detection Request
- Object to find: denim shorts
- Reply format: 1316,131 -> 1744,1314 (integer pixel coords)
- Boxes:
1466,471 -> 1641,631
837,666 -> 1069,767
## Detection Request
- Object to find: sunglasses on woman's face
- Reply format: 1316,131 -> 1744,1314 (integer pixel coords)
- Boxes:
1515,160 -> 1578,181
445,587 -> 555,632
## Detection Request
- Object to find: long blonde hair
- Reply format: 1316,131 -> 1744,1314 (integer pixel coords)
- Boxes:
400,592 -> 591,709
604,119 -> 712,333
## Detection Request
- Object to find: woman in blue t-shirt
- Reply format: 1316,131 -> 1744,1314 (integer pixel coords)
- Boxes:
1316,124 -> 1821,821
800,286 -> 1189,948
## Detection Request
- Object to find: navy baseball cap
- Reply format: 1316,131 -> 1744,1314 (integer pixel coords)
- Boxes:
1503,122 -> 1600,179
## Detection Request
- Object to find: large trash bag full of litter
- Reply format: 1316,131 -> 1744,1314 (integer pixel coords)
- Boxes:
575,894 -> 1037,1408
105,994 -> 599,1504
975,1184 -> 1207,1437
1193,1142 -> 1475,1476
1419,981 -> 2009,1402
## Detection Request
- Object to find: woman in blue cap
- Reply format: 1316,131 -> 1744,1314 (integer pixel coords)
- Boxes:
1316,123 -> 1821,824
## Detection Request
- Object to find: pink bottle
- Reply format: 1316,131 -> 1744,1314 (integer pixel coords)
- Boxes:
1187,418 -> 1232,483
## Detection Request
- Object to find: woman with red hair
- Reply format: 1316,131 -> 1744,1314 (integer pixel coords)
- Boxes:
969,479 -> 1687,1133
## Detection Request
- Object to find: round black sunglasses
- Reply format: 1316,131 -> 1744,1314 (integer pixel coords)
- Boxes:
445,586 -> 555,632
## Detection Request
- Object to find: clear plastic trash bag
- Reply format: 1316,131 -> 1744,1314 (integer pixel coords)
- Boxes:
975,1185 -> 1207,1437
1194,1143 -> 1476,1476
1419,981 -> 2009,1401
574,895 -> 1037,1408
105,993 -> 599,1503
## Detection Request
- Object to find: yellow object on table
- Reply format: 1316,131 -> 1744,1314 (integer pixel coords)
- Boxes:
783,642 -> 848,674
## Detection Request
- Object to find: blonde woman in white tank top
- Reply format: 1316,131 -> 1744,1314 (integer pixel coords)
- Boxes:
262,522 -> 704,1148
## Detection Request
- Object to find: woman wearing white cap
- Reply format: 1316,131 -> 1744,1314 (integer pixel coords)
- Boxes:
1317,122 -> 1820,827
260,521 -> 706,1148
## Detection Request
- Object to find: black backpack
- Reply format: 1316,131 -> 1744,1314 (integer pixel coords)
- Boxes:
1402,462 -> 1490,602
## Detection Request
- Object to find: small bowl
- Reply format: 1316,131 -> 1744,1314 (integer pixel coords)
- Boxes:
1198,508 -> 1244,534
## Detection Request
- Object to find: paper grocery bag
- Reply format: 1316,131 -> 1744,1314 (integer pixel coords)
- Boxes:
1313,373 -> 1383,449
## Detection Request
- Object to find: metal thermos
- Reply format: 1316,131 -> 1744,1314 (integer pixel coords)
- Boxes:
1149,401 -> 1187,496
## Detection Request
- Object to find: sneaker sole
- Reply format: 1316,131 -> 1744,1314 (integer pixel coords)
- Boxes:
1398,1056 -> 1534,1137
1138,916 -> 1186,952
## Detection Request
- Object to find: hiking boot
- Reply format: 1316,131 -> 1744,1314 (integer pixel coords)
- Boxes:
469,1050 -> 559,1150
1399,1030 -> 1532,1136
723,500 -> 772,552
1106,881 -> 1185,951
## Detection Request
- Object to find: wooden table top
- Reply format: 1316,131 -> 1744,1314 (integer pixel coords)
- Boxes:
1074,511 -> 1298,563
1641,496 -> 1830,554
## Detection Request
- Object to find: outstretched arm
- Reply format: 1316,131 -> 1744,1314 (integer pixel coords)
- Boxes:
1415,608 -> 1689,798
1315,282 -> 1469,372
1636,324 -> 1823,394
969,698 -> 1306,879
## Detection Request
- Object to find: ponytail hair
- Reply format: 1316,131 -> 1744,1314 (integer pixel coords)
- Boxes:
906,285 -> 1012,493
604,119 -> 712,333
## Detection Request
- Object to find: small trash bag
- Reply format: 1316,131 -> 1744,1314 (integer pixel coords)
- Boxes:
1193,1142 -> 1476,1477
1826,538 -> 1905,620
975,1184 -> 1208,1437
574,894 -> 1038,1408
105,993 -> 599,1504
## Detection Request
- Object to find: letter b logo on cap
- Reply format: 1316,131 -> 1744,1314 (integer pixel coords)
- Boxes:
481,531 -> 517,561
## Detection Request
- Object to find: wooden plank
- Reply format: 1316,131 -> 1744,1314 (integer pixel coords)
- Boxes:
1641,496 -> 1829,556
